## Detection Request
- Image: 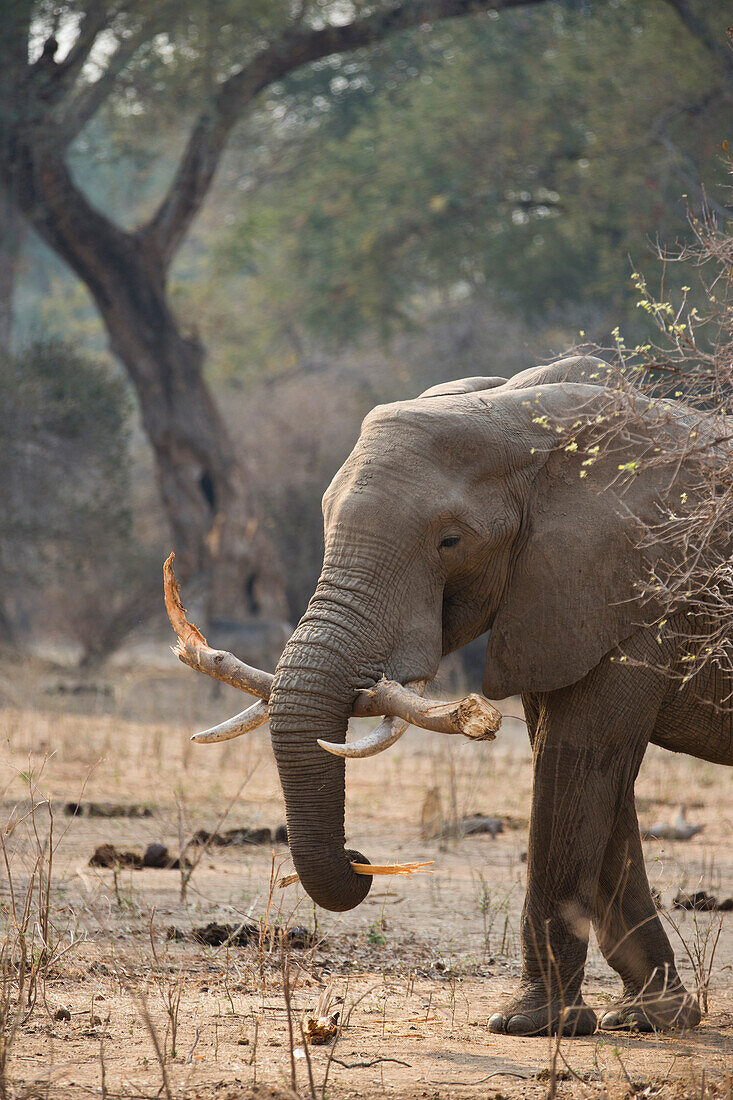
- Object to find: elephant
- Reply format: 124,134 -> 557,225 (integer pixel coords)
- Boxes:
166,353 -> 732,1037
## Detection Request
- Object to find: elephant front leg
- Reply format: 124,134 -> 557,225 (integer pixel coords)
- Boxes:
594,795 -> 701,1032
489,666 -> 664,1037
488,735 -> 602,1036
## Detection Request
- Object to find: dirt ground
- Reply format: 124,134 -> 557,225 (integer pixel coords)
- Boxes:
1,653 -> 732,1099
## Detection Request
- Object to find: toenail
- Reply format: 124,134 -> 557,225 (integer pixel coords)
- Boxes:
506,1013 -> 535,1035
487,1013 -> 506,1033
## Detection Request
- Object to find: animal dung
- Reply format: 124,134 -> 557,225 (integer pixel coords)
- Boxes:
89,842 -> 186,870
167,921 -> 314,949
673,890 -> 733,912
64,801 -> 153,818
190,824 -> 288,846
89,823 -> 288,871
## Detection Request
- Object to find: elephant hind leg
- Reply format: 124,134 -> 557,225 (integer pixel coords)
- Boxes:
490,649 -> 672,1039
593,793 -> 700,1032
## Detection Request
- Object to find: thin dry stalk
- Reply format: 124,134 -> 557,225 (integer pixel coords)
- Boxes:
174,769 -> 257,903
663,908 -> 724,1013
129,990 -> 174,1100
1,775 -> 83,1033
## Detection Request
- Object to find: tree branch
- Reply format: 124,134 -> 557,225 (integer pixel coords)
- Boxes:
661,0 -> 733,76
47,1 -> 115,99
2,0 -> 33,80
1,134 -> 147,309
142,0 -> 545,267
64,17 -> 165,138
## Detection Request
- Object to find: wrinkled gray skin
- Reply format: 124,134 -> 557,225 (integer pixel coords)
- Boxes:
269,356 -> 733,1036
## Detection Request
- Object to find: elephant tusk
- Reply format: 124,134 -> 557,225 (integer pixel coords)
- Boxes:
190,699 -> 270,743
318,680 -> 426,758
318,715 -> 409,758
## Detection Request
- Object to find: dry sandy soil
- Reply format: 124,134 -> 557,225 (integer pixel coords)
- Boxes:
1,654 -> 732,1100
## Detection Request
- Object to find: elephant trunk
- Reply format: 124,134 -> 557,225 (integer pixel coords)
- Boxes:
269,597 -> 375,912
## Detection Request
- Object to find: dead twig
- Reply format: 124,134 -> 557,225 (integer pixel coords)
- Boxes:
331,1056 -> 412,1069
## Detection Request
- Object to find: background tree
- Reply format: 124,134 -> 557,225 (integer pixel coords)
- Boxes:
0,338 -> 157,665
0,0 -> 544,624
3,0 -> 730,655
215,1 -> 732,349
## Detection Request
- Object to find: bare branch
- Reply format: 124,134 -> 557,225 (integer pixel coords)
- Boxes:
163,552 -> 273,699
553,203 -> 733,685
64,20 -> 163,137
1,133 -> 135,293
353,679 -> 502,739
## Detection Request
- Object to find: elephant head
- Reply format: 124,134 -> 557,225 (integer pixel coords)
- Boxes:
266,355 -> 678,913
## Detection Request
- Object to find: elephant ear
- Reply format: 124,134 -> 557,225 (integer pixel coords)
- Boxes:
482,386 -> 665,700
419,376 -> 508,398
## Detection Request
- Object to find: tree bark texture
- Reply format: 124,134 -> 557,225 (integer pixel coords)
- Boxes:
0,183 -> 25,352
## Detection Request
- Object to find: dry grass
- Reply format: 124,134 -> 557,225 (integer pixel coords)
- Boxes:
0,656 -> 731,1099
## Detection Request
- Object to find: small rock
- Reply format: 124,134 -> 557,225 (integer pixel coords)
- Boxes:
54,1007 -> 71,1021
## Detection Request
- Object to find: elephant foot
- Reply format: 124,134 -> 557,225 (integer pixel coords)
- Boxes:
598,983 -> 701,1032
488,986 -> 597,1037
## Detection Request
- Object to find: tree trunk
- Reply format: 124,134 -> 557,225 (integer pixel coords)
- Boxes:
96,243 -> 288,622
3,135 -> 288,623
0,183 -> 24,352
0,185 -> 25,640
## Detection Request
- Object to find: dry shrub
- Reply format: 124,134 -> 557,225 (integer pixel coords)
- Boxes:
556,189 -> 733,690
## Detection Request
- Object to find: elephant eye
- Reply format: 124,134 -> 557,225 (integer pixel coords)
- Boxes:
439,535 -> 461,549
